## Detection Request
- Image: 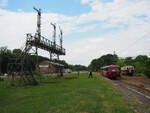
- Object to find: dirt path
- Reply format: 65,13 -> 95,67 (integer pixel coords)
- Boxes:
99,75 -> 150,113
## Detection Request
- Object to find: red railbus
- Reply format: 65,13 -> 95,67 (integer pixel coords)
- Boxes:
101,65 -> 121,78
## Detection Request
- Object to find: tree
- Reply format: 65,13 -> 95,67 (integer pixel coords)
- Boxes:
115,55 -> 150,78
101,54 -> 118,66
135,55 -> 148,64
71,65 -> 87,71
0,46 -> 11,56
134,55 -> 150,77
124,57 -> 134,65
0,46 -> 12,73
116,58 -> 125,67
13,49 -> 22,55
88,54 -> 119,71
145,59 -> 150,78
53,59 -> 69,68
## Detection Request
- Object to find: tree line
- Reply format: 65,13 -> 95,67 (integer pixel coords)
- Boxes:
1,46 -> 149,78
0,46 -> 88,74
88,54 -> 150,78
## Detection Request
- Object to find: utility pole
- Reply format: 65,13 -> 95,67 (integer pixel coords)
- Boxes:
51,23 -> 56,46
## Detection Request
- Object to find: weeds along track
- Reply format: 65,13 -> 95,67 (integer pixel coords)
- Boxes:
100,75 -> 150,106
117,80 -> 150,97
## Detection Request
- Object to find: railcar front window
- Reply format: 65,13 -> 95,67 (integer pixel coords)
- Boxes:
108,68 -> 120,72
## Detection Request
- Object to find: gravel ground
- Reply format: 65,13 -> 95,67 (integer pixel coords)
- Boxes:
100,75 -> 150,113
119,76 -> 150,97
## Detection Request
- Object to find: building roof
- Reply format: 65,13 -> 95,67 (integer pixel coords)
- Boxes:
40,61 -> 64,67
49,61 -> 64,67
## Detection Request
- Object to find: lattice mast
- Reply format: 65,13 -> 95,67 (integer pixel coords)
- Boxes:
51,23 -> 56,46
59,26 -> 63,49
33,7 -> 41,70
26,7 -> 66,61
33,7 -> 41,40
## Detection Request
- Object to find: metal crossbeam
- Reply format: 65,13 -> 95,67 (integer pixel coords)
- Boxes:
26,34 -> 65,55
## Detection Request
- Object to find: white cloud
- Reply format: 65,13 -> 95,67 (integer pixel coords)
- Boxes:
78,24 -> 98,32
81,0 -> 90,4
0,0 -> 150,66
0,9 -> 36,49
64,22 -> 150,65
78,0 -> 150,26
0,9 -> 77,49
0,0 -> 8,7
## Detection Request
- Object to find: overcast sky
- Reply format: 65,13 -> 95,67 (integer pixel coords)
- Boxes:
0,0 -> 150,66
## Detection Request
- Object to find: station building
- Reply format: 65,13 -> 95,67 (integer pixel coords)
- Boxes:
38,60 -> 64,74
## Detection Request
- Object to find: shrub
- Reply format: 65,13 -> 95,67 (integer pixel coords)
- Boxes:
144,59 -> 150,78
0,77 -> 4,81
32,70 -> 41,76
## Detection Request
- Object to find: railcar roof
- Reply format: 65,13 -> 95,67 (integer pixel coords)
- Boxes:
101,65 -> 120,69
121,66 -> 134,68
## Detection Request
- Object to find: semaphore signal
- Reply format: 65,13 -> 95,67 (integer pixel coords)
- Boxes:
7,7 -> 66,86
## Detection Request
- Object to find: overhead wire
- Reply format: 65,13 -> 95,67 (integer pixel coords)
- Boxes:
117,31 -> 150,55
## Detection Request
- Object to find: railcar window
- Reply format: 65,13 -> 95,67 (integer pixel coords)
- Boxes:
108,68 -> 120,72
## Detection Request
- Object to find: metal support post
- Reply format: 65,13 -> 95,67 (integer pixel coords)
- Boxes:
34,7 -> 41,40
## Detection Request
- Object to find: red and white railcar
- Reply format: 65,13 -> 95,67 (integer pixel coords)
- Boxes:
101,65 -> 121,78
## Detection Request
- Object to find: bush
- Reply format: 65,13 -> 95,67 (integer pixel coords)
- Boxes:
144,60 -> 150,78
0,77 -> 4,81
32,70 -> 41,76
134,72 -> 146,77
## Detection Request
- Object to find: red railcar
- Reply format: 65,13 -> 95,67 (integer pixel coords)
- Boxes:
101,65 -> 121,78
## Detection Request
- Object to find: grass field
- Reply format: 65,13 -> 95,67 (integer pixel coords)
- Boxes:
0,73 -> 134,113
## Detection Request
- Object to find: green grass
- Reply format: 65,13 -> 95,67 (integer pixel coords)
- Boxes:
0,73 -> 134,113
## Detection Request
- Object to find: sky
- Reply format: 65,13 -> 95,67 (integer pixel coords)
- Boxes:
0,0 -> 150,66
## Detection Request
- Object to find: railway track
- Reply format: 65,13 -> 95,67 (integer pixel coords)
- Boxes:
100,75 -> 150,113
117,80 -> 150,97
101,75 -> 150,105
113,80 -> 150,105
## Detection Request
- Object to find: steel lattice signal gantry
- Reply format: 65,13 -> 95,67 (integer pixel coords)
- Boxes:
28,7 -> 66,60
7,7 -> 66,82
